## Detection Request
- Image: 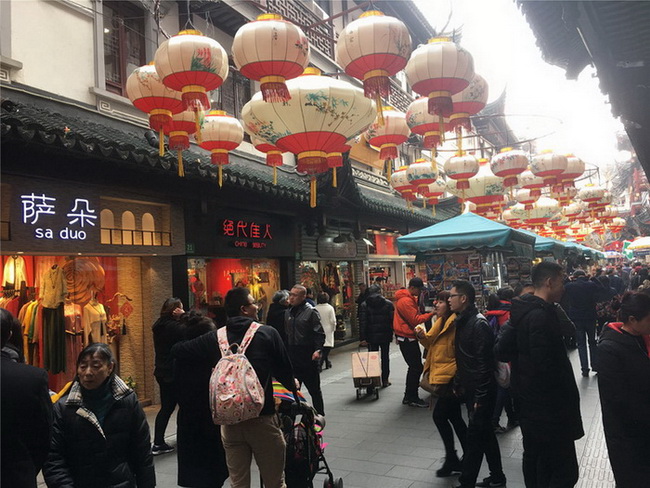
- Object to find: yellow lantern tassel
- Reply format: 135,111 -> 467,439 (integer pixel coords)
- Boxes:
431,205 -> 436,217
386,159 -> 392,181
273,166 -> 277,186
159,127 -> 165,157
218,165 -> 223,188
310,177 -> 317,208
332,168 -> 337,188
177,149 -> 184,177
423,198 -> 427,209
456,126 -> 463,156
194,111 -> 202,144
376,94 -> 384,126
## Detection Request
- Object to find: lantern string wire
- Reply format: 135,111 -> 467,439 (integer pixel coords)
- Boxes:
184,0 -> 196,29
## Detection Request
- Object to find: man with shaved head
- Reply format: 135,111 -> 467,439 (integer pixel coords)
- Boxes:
284,284 -> 326,414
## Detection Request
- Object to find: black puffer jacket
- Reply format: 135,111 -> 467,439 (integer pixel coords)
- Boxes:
43,377 -> 155,488
499,294 -> 584,443
453,306 -> 496,404
359,293 -> 394,344
284,301 -> 325,351
597,323 -> 650,488
152,315 -> 185,382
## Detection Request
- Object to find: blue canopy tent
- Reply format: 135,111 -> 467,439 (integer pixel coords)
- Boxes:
397,213 -> 536,259
564,241 -> 606,260
516,228 -> 568,259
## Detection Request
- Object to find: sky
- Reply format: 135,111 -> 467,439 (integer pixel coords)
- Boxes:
413,0 -> 624,181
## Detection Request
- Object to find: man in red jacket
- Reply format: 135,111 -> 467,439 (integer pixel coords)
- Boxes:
393,278 -> 435,407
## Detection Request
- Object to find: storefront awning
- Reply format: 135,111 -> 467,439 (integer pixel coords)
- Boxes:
396,212 -> 535,259
516,228 -> 568,259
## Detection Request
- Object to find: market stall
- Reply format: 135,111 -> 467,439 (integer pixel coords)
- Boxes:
397,213 -> 536,304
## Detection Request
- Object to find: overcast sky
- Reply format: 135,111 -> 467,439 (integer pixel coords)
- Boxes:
413,0 -> 624,181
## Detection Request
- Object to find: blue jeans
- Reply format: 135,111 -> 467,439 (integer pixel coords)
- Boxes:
574,320 -> 598,372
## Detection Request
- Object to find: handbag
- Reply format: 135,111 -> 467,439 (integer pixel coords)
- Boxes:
495,361 -> 511,389
420,369 -> 452,398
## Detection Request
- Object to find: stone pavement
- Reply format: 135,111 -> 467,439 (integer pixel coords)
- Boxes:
145,343 -> 616,488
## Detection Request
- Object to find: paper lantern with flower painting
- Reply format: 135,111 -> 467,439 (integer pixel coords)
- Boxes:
512,197 -> 560,227
251,135 -> 285,185
577,185 -> 606,208
421,178 -> 446,215
502,209 -> 521,229
519,170 -> 546,198
336,11 -> 411,104
241,68 -> 376,207
446,158 -> 505,214
364,107 -> 410,161
490,148 -> 529,189
126,64 -> 185,156
608,217 -> 626,234
154,30 -> 229,112
515,188 -> 540,211
449,73 -> 488,131
390,166 -> 417,205
444,154 -> 479,191
406,158 -> 438,194
199,111 -> 244,187
551,217 -> 571,234
563,201 -> 583,220
568,222 -> 588,242
592,220 -> 605,235
530,150 -> 568,186
405,37 -> 474,117
599,206 -> 617,223
406,97 -> 451,148
164,110 -> 198,177
558,154 -> 585,189
232,14 -> 309,103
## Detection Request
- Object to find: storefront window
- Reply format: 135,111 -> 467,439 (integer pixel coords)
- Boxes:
187,258 -> 280,323
1,255 -> 142,393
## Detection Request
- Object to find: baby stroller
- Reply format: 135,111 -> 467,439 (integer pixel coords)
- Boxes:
269,382 -> 343,488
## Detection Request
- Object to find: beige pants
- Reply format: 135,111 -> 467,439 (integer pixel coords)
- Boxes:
221,414 -> 287,488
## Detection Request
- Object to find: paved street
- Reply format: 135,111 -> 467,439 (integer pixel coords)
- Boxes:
145,343 -> 616,488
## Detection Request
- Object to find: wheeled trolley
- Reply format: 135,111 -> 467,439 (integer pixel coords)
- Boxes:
351,350 -> 381,400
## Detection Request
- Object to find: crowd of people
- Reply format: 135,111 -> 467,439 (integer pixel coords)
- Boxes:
1,261 -> 648,488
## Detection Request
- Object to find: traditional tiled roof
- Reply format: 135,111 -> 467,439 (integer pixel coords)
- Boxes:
1,88 -> 455,224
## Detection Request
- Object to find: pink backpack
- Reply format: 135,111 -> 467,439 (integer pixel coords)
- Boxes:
210,322 -> 265,425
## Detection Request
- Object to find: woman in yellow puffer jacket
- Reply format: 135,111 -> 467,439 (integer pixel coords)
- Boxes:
416,290 -> 467,478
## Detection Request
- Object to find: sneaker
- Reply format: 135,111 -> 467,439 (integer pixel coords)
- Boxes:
402,396 -> 410,405
151,443 -> 175,456
436,453 -> 462,477
407,398 -> 429,408
494,424 -> 507,434
475,475 -> 506,487
382,381 -> 392,388
581,369 -> 590,377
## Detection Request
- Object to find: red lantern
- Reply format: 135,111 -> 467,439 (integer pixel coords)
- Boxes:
154,30 -> 229,140
232,14 -> 309,103
336,11 -> 411,104
421,178 -> 446,215
515,188 -> 539,211
199,111 -> 244,187
450,73 -> 489,131
405,37 -> 474,117
126,64 -> 184,156
406,97 -> 451,148
164,110 -> 198,177
365,106 -> 410,161
406,158 -> 438,195
251,135 -> 284,185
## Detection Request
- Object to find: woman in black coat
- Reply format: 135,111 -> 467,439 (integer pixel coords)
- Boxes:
174,312 -> 229,488
598,292 -> 650,488
358,285 -> 394,387
43,343 -> 155,488
265,290 -> 290,343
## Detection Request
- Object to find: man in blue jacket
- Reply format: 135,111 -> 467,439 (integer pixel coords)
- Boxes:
563,270 -> 608,376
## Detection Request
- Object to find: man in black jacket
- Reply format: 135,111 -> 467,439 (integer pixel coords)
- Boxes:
285,284 -> 326,415
449,280 -> 506,488
172,287 -> 297,488
359,284 -> 395,388
1,309 -> 53,488
496,262 -> 584,488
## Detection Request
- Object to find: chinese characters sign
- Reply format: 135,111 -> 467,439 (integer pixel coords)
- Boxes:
20,193 -> 98,241
221,219 -> 273,250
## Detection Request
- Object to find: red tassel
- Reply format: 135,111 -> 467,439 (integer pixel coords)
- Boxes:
530,188 -> 542,198
261,82 -> 291,103
504,176 -> 518,188
182,92 -> 209,111
297,155 -> 328,174
363,75 -> 391,99
456,179 -> 470,190
211,151 -> 229,165
266,153 -> 283,167
428,95 -> 453,117
379,144 -> 398,161
423,134 -> 441,149
327,154 -> 343,168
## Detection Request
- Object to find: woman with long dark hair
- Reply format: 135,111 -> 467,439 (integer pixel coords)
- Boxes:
44,343 -> 155,487
416,290 -> 467,477
598,292 -> 650,488
152,297 -> 185,455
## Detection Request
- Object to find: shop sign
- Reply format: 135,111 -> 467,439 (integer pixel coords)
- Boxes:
20,193 -> 98,242
317,236 -> 358,259
220,218 -> 273,250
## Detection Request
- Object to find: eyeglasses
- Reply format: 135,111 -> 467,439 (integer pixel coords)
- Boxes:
448,293 -> 464,298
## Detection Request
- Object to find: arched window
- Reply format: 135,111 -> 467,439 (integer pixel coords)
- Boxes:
142,212 -> 156,246
100,209 -> 114,244
122,211 -> 136,245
